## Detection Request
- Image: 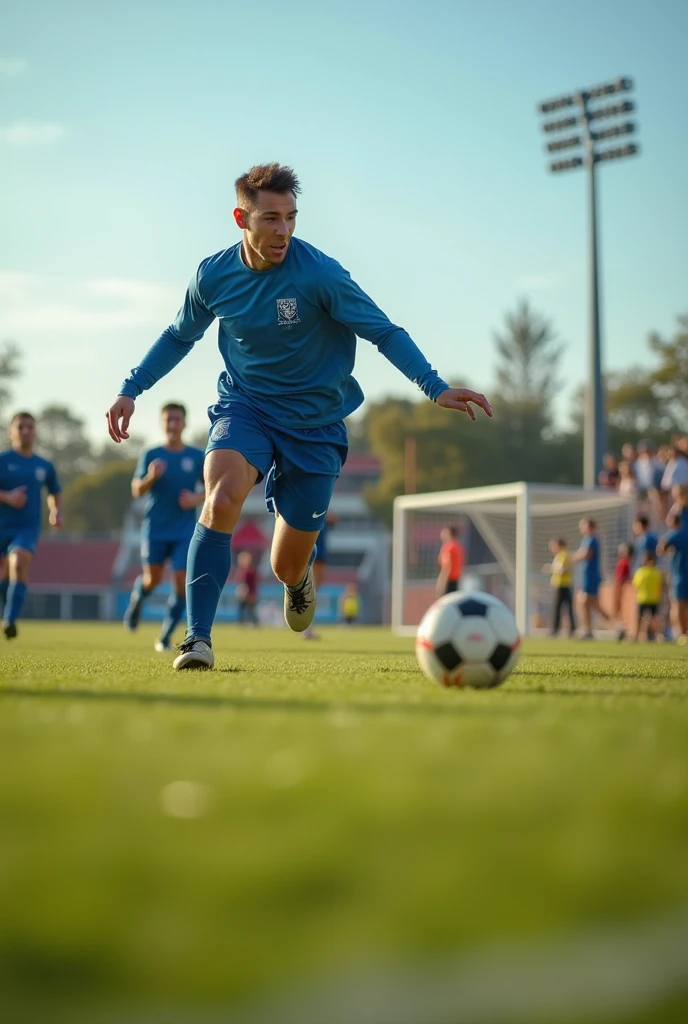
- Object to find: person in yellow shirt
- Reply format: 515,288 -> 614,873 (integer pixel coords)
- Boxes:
547,538 -> 576,637
632,551 -> 664,642
339,583 -> 361,626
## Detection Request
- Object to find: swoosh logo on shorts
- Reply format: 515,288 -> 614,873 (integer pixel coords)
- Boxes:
312,510 -> 327,518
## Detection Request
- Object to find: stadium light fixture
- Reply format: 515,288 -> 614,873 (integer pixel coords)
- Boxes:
536,76 -> 640,489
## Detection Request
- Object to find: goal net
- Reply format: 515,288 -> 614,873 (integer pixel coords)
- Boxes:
392,483 -> 634,636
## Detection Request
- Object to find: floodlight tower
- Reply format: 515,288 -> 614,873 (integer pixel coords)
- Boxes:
536,77 -> 639,489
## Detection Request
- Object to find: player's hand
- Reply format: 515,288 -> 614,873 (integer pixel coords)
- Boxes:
6,486 -> 27,509
148,458 -> 167,481
178,489 -> 197,509
49,510 -> 64,529
106,395 -> 136,443
437,388 -> 493,421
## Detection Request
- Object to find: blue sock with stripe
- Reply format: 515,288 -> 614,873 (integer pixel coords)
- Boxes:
0,578 -> 8,616
185,524 -> 232,643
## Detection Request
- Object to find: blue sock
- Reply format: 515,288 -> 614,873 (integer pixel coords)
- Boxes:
185,524 -> 232,643
160,593 -> 186,644
0,578 -> 8,616
6,581 -> 27,625
132,575 -> 152,605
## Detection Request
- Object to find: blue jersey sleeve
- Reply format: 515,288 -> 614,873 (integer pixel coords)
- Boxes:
46,460 -> 61,495
317,263 -> 449,402
119,266 -> 216,399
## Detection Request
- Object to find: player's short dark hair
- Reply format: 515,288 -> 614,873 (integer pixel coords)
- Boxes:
161,402 -> 186,417
557,538 -> 567,547
235,163 -> 301,210
644,551 -> 656,564
584,518 -> 596,529
11,411 -> 35,425
635,515 -> 649,529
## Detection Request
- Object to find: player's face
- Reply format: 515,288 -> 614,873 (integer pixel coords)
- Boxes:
11,417 -> 35,450
237,191 -> 297,270
162,409 -> 185,442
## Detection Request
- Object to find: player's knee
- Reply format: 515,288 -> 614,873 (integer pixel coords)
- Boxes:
204,481 -> 245,526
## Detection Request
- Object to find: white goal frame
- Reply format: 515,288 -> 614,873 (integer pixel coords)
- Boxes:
392,481 -> 635,637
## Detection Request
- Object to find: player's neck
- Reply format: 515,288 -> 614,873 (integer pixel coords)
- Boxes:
164,440 -> 185,452
13,444 -> 33,457
240,237 -> 277,273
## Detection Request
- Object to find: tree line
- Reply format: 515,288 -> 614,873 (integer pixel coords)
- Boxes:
1,306 -> 686,531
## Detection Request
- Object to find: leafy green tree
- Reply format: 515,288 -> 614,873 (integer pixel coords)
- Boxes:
62,460 -> 137,534
36,405 -> 95,486
490,299 -> 567,481
649,313 -> 688,432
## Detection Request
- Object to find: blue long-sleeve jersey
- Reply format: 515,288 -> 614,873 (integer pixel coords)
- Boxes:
120,239 -> 449,428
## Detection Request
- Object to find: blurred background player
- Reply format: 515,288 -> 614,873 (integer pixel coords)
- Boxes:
235,550 -> 259,626
436,525 -> 464,597
124,403 -> 205,650
613,541 -> 633,641
574,518 -> 612,639
303,512 -> 336,640
658,513 -> 688,644
632,551 -> 663,643
339,583 -> 361,626
0,412 -> 62,639
632,515 -> 658,568
546,538 -> 576,637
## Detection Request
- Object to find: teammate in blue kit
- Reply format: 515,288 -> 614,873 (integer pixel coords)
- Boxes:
0,412 -> 62,639
574,517 -> 612,639
658,513 -> 688,644
124,403 -> 205,651
106,163 -> 493,670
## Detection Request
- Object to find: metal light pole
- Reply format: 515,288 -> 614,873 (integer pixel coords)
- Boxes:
536,77 -> 640,489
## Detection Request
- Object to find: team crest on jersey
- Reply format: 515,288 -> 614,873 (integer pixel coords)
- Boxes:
35,467 -> 46,482
181,457 -> 195,473
276,297 -> 300,326
210,418 -> 232,442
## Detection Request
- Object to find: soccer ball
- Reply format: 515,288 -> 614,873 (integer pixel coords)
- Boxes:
415,591 -> 520,689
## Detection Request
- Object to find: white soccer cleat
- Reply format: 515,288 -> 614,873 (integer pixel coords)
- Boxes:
173,638 -> 214,671
284,562 -> 316,632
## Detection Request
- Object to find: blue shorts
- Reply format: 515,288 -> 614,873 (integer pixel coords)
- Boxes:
206,393 -> 348,533
0,527 -> 40,557
142,534 -> 192,572
582,578 -> 600,597
671,581 -> 688,602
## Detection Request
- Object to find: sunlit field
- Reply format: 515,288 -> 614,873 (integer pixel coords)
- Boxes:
1,624 -> 687,1024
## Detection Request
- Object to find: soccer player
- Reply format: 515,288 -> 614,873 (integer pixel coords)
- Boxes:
573,518 -> 612,639
632,515 -> 658,569
546,537 -> 575,637
436,525 -> 464,597
0,412 -> 62,639
658,514 -> 688,644
106,163 -> 493,670
631,551 -> 663,642
123,403 -> 205,650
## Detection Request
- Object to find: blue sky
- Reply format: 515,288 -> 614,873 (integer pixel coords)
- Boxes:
2,0 -> 687,446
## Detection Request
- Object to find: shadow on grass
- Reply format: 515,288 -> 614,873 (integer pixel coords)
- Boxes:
0,683 -> 686,717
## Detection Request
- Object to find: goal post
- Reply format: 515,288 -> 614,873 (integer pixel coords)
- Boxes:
392,482 -> 635,636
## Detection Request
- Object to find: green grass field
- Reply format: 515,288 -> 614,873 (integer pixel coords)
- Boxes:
1,624 -> 688,1024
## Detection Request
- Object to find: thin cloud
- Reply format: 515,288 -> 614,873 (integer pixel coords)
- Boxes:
0,273 -> 182,335
0,121 -> 65,146
0,58 -> 27,76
